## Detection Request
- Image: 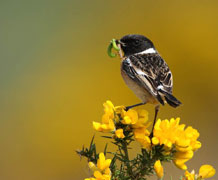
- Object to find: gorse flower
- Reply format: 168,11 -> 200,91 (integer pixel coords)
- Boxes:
199,164 -> 216,179
121,108 -> 150,127
151,118 -> 201,170
131,109 -> 150,129
174,150 -> 194,170
183,170 -> 195,180
174,126 -> 201,170
78,101 -> 215,180
93,102 -> 152,149
176,126 -> 201,152
174,132 -> 199,169
93,101 -> 116,132
154,160 -> 164,179
85,153 -> 111,180
133,126 -> 151,149
182,164 -> 216,180
152,118 -> 182,149
97,153 -> 111,172
115,129 -> 125,138
122,109 -> 138,124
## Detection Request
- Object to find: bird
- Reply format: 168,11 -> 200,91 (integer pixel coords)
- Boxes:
114,34 -> 181,133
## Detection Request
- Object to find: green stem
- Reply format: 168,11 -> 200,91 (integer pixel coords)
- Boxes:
122,141 -> 133,178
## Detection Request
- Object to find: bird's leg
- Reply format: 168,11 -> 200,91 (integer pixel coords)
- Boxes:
125,102 -> 145,111
149,105 -> 160,138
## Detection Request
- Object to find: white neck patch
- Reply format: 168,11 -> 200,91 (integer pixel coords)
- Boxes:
136,48 -> 156,55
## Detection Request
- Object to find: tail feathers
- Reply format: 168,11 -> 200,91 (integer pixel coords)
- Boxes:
158,89 -> 182,108
156,93 -> 165,106
165,95 -> 181,108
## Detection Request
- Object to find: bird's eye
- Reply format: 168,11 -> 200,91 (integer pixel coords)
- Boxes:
133,40 -> 140,46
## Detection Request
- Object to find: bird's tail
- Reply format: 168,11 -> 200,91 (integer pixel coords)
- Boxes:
158,89 -> 182,108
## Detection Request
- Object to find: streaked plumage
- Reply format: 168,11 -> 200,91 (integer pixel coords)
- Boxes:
119,34 -> 181,108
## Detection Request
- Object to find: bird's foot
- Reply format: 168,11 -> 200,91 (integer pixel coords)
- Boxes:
125,102 -> 145,111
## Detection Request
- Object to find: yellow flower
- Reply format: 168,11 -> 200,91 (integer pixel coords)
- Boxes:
199,164 -> 216,179
182,165 -> 216,180
153,118 -> 182,149
173,158 -> 189,170
97,153 -> 111,172
93,119 -> 115,132
135,134 -> 151,150
114,105 -> 126,118
86,153 -> 111,180
115,129 -> 125,138
154,160 -> 164,179
93,170 -> 111,180
122,109 -> 138,124
153,118 -> 201,170
185,127 -> 201,150
133,126 -> 150,137
103,100 -> 114,119
131,109 -> 149,128
93,101 -> 115,132
152,137 -> 159,145
174,127 -> 201,170
175,126 -> 201,152
173,150 -> 194,170
133,126 -> 151,149
125,109 -> 151,149
183,170 -> 195,180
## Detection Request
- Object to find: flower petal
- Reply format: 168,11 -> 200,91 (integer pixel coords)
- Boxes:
115,129 -> 125,138
154,160 -> 164,179
199,164 -> 216,179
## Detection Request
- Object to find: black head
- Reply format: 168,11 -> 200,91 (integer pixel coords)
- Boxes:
119,34 -> 155,56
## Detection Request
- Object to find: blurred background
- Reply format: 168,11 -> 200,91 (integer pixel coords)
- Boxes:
1,0 -> 218,179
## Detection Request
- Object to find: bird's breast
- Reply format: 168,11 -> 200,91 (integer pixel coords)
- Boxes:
120,62 -> 158,105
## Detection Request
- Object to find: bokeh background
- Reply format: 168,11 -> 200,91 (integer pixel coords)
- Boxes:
1,0 -> 218,179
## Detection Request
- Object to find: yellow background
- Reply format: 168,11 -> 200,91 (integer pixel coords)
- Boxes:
1,0 -> 218,179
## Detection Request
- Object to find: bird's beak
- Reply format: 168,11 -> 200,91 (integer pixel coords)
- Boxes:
118,40 -> 126,47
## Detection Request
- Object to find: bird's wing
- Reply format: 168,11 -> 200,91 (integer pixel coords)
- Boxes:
122,53 -> 173,105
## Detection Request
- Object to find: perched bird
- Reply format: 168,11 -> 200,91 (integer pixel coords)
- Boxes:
114,34 -> 181,132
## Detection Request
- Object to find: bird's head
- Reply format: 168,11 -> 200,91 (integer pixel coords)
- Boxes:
118,34 -> 155,56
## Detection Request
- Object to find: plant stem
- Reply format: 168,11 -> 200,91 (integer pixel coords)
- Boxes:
122,140 -> 133,178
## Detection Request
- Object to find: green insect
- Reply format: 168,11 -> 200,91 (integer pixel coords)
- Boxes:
107,39 -> 120,58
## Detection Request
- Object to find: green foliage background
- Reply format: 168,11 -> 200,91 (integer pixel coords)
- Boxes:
0,0 -> 218,179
